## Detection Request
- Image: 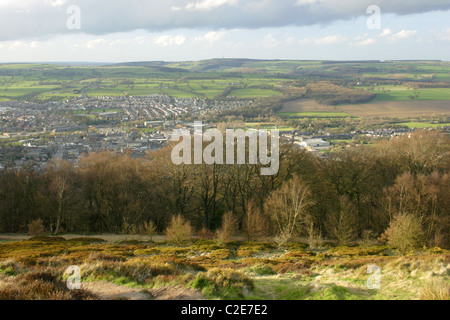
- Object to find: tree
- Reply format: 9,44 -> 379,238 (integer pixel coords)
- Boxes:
45,159 -> 75,235
326,195 -> 358,245
27,219 -> 46,236
264,175 -> 313,245
143,220 -> 157,242
243,200 -> 268,241
216,212 -> 239,244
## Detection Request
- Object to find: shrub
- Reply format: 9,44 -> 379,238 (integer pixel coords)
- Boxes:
236,249 -> 254,258
120,218 -> 137,236
67,237 -> 106,245
274,231 -> 292,248
143,220 -> 157,241
244,201 -> 268,241
27,219 -> 46,236
0,271 -> 96,300
215,212 -> 238,244
27,236 -> 66,243
381,214 -> 425,254
272,261 -> 313,275
198,228 -> 214,240
165,215 -> 193,245
86,252 -> 124,262
190,240 -> 222,252
209,249 -> 233,260
358,230 -> 378,247
192,268 -> 253,299
243,263 -> 275,276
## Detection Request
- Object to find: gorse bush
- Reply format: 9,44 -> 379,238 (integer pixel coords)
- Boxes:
165,215 -> 193,245
27,219 -> 46,236
381,214 -> 425,254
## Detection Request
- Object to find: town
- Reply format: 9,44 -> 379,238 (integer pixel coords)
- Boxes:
0,95 -> 255,169
1,92 -> 444,171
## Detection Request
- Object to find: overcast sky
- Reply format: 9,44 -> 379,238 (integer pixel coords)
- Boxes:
0,0 -> 449,62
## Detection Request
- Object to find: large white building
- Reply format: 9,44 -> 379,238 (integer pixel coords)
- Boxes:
294,138 -> 331,151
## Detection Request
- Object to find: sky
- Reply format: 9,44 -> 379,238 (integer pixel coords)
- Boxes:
0,0 -> 449,63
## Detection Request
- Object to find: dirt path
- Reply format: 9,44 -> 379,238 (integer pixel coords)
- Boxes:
149,286 -> 204,300
82,281 -> 204,300
0,233 -> 254,243
82,281 -> 151,300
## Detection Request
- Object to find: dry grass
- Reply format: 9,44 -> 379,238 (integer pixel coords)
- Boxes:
0,271 -> 97,300
0,238 -> 448,300
419,278 -> 449,300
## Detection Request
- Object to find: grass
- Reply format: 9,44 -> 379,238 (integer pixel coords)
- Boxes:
1,61 -> 450,102
230,88 -> 282,98
395,122 -> 450,129
361,85 -> 450,102
0,237 -> 448,300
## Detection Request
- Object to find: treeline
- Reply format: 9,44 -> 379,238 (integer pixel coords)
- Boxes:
404,82 -> 450,89
0,131 -> 449,248
305,81 -> 376,105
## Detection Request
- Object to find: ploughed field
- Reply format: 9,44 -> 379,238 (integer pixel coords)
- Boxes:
280,99 -> 450,119
0,236 -> 448,300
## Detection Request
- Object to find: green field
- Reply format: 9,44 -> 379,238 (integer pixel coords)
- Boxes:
361,85 -> 450,102
244,123 -> 295,131
395,122 -> 450,128
230,88 -> 282,98
0,60 -> 450,103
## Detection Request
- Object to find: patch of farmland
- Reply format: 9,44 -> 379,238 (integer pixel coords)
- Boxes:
281,99 -> 450,118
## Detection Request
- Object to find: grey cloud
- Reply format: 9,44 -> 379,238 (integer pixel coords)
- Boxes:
0,0 -> 449,40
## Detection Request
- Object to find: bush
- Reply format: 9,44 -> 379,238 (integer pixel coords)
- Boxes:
244,201 -> 268,241
209,249 -> 233,260
381,214 -> 425,254
27,236 -> 66,243
215,212 -> 238,244
192,268 -> 253,299
68,237 -> 106,245
27,219 -> 46,236
165,215 -> 193,245
358,230 -> 378,247
198,228 -> 214,240
243,264 -> 275,276
142,220 -> 157,241
0,271 -> 96,300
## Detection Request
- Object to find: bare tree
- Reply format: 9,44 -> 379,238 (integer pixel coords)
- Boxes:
244,200 -> 268,241
326,195 -> 358,245
264,175 -> 313,245
46,159 -> 74,234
